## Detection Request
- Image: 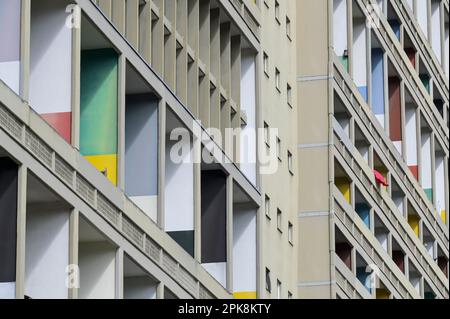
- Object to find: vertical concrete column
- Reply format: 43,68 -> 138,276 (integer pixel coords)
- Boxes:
194,132 -> 202,262
139,0 -> 152,63
199,0 -> 211,127
226,176 -> 234,292
209,8 -> 221,133
115,248 -> 124,299
175,0 -> 188,104
112,0 -> 126,35
231,36 -> 242,163
187,0 -> 199,116
126,0 -> 139,48
98,0 -> 112,18
71,4 -> 81,150
164,0 -> 177,90
15,165 -> 27,299
20,0 -> 31,101
117,54 -> 127,192
220,22 -> 231,155
157,99 -> 166,229
68,209 -> 79,299
156,282 -> 165,299
152,0 -> 164,76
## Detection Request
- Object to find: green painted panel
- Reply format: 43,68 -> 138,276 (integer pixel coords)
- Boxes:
420,74 -> 430,94
339,55 -> 349,72
424,188 -> 433,203
80,49 -> 118,156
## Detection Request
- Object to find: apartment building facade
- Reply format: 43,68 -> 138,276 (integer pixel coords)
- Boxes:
0,0 -> 448,300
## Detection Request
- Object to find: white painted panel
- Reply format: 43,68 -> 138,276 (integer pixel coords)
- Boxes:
435,153 -> 446,215
30,0 -> 72,114
376,233 -> 388,252
421,132 -> 432,189
353,19 -> 367,88
333,0 -> 348,56
431,1 -> 442,62
393,141 -> 403,156
233,208 -> 256,294
202,262 -> 226,288
445,23 -> 449,80
424,241 -> 435,258
405,106 -> 418,166
25,208 -> 70,299
375,114 -> 385,128
165,139 -> 194,232
240,50 -> 257,185
357,145 -> 370,164
406,0 -> 414,12
124,277 -> 157,299
394,196 -> 404,215
130,196 -> 157,223
0,61 -> 20,94
79,242 -> 116,299
417,0 -> 429,39
0,282 -> 15,299
410,276 -> 421,294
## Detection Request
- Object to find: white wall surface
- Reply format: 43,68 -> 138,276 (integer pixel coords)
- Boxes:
405,106 -> 418,167
124,277 -> 157,299
165,138 -> 194,232
29,0 -> 72,114
25,207 -> 70,299
79,242 -> 116,299
233,208 -> 256,294
0,282 -> 15,299
240,50 -> 257,185
202,262 -> 227,288
333,0 -> 348,57
353,19 -> 367,88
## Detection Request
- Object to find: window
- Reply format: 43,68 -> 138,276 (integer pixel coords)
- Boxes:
288,291 -> 293,299
275,68 -> 281,91
287,83 -> 292,106
277,280 -> 282,299
277,209 -> 282,232
265,268 -> 271,292
275,1 -> 280,23
263,52 -> 269,76
264,122 -> 270,146
286,16 -> 291,39
277,137 -> 281,161
288,151 -> 293,174
288,222 -> 293,244
265,195 -> 271,219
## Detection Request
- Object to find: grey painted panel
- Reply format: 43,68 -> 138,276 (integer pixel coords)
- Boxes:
0,0 -> 21,62
201,170 -> 227,264
0,158 -> 18,283
125,94 -> 158,196
168,230 -> 194,257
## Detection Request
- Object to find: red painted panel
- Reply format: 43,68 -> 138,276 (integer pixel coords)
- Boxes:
389,77 -> 402,142
409,165 -> 419,181
393,250 -> 405,273
405,48 -> 416,67
41,112 -> 72,144
336,242 -> 352,270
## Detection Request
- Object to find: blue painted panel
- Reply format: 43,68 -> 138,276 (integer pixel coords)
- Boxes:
358,86 -> 368,102
389,20 -> 401,40
125,94 -> 158,197
371,48 -> 385,116
356,203 -> 371,229
357,267 -> 372,293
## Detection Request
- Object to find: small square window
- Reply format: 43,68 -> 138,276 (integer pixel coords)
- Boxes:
288,291 -> 293,299
275,68 -> 281,91
288,151 -> 293,174
263,52 -> 269,76
277,138 -> 282,161
286,17 -> 291,39
265,195 -> 271,219
277,280 -> 282,299
264,122 -> 270,146
265,268 -> 271,292
287,83 -> 292,106
275,1 -> 280,23
277,209 -> 282,232
288,222 -> 293,244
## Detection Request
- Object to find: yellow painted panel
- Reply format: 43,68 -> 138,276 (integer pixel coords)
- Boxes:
408,215 -> 420,237
233,292 -> 257,299
376,289 -> 390,299
84,154 -> 117,185
441,210 -> 447,225
335,177 -> 351,203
